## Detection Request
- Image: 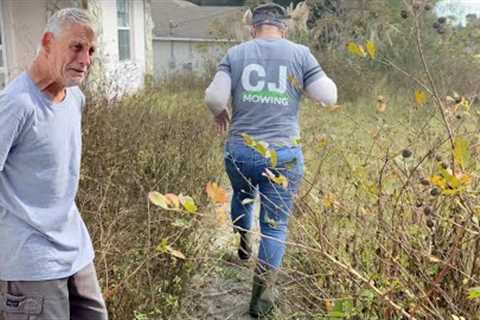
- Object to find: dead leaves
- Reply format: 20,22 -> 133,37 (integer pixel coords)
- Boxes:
206,182 -> 228,205
205,181 -> 229,226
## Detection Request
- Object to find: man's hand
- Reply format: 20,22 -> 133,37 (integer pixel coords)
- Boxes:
214,109 -> 230,134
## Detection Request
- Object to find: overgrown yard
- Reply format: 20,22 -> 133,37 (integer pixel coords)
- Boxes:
77,87 -> 480,319
78,90 -> 224,319
77,1 -> 480,318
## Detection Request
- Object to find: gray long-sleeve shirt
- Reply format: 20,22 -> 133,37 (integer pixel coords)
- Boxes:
205,38 -> 337,146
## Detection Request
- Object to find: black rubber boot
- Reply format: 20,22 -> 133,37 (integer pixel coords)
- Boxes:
238,230 -> 252,261
248,268 -> 277,318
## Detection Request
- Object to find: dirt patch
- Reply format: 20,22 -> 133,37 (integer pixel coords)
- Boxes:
179,196 -> 262,320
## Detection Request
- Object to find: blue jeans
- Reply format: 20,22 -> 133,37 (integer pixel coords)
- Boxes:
224,140 -> 304,269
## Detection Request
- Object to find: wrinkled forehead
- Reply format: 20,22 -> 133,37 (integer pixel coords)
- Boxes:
58,23 -> 96,45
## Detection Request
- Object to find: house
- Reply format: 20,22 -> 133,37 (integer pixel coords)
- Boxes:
151,0 -> 244,80
0,0 -> 154,94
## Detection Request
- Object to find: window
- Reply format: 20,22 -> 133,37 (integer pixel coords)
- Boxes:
117,0 -> 131,61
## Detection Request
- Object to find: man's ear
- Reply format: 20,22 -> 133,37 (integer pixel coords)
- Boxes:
249,26 -> 256,39
41,32 -> 55,53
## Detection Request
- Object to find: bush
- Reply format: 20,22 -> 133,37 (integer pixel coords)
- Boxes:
78,87 -> 223,319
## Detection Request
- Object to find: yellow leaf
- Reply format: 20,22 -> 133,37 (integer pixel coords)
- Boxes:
324,299 -> 334,312
347,42 -> 366,57
288,74 -> 302,90
377,102 -> 386,113
292,136 -> 301,146
263,169 -> 288,188
270,149 -> 278,167
206,182 -> 229,204
255,141 -> 269,157
415,90 -> 427,105
430,175 -> 446,189
156,238 -> 169,253
165,193 -> 180,209
272,175 -> 289,188
454,136 -> 471,169
149,192 -> 169,209
167,245 -> 186,260
376,95 -> 386,113
318,135 -> 328,148
241,133 -> 256,147
322,192 -> 337,208
458,172 -> 472,186
366,40 -> 376,59
179,195 -> 198,214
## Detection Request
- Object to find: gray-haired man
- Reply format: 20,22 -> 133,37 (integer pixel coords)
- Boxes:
0,8 -> 107,320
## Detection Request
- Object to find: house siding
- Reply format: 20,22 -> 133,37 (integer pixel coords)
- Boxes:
98,0 -> 145,95
153,38 -> 232,81
2,0 -> 49,79
0,0 -> 148,94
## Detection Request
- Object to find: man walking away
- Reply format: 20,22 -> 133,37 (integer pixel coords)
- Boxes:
205,3 -> 337,318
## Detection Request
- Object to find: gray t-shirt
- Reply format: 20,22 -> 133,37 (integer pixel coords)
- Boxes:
218,38 -> 325,146
0,73 -> 94,281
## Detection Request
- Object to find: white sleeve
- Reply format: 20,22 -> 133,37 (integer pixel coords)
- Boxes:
305,76 -> 338,107
204,71 -> 232,116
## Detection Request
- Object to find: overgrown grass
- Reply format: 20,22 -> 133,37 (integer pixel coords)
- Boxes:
280,95 -> 480,319
78,88 -> 223,319
74,3 -> 480,318
77,84 -> 480,319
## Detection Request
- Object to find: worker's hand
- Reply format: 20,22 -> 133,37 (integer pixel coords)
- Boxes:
214,109 -> 230,134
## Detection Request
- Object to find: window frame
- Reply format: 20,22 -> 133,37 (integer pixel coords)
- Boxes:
116,0 -> 132,62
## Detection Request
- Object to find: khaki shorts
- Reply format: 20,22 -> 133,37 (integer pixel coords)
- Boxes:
0,263 -> 108,320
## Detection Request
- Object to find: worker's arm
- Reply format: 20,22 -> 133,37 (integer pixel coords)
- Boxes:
305,75 -> 338,107
205,71 -> 232,116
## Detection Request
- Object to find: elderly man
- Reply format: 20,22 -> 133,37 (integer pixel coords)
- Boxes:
0,8 -> 107,320
205,3 -> 337,318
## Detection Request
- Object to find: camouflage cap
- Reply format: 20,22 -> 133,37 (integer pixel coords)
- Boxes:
252,3 -> 288,28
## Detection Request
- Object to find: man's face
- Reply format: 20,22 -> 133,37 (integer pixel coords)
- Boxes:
47,23 -> 96,87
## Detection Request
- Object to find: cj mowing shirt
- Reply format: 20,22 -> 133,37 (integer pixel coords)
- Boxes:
218,38 -> 325,146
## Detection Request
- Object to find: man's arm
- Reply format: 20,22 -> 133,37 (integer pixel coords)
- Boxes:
0,96 -> 23,171
305,76 -> 338,107
205,71 -> 232,116
301,46 -> 338,107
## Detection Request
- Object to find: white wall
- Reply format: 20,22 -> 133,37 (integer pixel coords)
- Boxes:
153,39 -> 229,81
99,0 -> 145,96
2,0 -> 48,80
0,0 -> 147,94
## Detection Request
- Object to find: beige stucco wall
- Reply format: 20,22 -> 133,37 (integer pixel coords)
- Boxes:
99,0 -> 145,95
2,0 -> 49,80
153,39 -> 229,81
1,0 -> 148,94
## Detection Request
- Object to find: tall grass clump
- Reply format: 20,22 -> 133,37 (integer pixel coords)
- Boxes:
272,1 -> 480,319
77,87 -> 223,319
